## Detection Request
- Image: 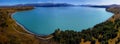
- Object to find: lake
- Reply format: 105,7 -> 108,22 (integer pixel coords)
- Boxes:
13,7 -> 113,35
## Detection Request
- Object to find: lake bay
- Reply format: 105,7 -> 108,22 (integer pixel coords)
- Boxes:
13,7 -> 113,35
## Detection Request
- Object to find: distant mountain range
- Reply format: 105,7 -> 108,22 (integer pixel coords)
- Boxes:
0,3 -> 120,8
0,3 -> 74,7
79,4 -> 120,8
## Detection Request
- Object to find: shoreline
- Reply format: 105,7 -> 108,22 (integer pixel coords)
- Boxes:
11,12 -> 36,35
7,6 -> 115,41
11,6 -> 112,36
10,8 -> 54,40
11,13 -> 49,36
0,7 -> 56,44
1,6 -> 120,44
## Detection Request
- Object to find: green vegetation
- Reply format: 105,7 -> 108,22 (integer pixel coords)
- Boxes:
52,20 -> 119,44
52,7 -> 120,44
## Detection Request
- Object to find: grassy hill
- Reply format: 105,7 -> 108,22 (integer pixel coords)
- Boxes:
0,7 -> 57,44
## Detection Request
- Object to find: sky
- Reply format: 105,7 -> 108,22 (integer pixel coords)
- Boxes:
0,0 -> 120,5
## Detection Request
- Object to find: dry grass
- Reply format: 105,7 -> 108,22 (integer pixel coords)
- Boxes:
0,7 -> 57,44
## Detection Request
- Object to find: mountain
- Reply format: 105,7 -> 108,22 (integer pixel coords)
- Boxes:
79,4 -> 120,8
0,3 -> 74,7
1,3 -> 119,8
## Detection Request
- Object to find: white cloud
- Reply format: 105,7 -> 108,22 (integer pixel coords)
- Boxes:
78,0 -> 120,5
100,0 -> 120,5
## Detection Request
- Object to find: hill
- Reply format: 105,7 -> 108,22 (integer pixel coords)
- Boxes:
0,7 -> 57,44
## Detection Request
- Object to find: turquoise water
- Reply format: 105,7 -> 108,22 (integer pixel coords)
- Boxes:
13,7 -> 113,35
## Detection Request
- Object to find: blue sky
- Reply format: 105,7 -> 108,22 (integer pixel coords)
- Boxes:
0,0 -> 120,5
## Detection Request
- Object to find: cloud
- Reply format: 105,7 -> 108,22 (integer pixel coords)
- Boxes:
101,0 -> 120,5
